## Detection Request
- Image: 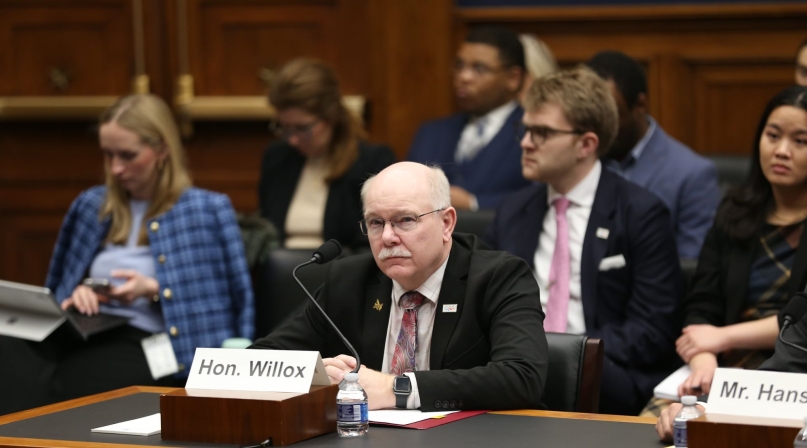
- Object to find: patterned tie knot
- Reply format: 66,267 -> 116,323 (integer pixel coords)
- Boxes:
554,196 -> 570,215
400,291 -> 425,310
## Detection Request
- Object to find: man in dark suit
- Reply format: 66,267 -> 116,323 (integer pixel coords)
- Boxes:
251,162 -> 548,411
407,26 -> 530,210
485,67 -> 681,415
586,51 -> 721,260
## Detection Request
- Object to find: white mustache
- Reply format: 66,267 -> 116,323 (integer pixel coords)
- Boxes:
377,246 -> 412,260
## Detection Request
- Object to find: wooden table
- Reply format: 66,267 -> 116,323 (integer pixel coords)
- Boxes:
0,387 -> 660,448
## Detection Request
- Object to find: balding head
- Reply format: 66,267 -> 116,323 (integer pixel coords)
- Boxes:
360,162 -> 456,290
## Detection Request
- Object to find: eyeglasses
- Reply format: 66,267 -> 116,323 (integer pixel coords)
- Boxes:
514,122 -> 583,146
269,120 -> 319,140
453,60 -> 505,77
359,209 -> 445,236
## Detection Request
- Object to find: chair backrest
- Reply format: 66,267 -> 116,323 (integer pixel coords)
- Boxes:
706,154 -> 751,195
542,332 -> 604,413
453,209 -> 496,240
252,248 -> 333,339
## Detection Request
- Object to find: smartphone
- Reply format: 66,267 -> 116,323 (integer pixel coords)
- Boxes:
82,278 -> 112,295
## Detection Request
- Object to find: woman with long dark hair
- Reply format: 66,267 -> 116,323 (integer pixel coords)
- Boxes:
675,85 -> 807,396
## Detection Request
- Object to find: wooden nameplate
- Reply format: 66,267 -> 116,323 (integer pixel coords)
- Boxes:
688,413 -> 802,448
160,385 -> 338,446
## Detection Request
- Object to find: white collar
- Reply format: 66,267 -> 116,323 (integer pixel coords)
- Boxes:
547,160 -> 602,208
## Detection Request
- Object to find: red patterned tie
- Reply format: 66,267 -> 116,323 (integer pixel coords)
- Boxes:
390,291 -> 425,376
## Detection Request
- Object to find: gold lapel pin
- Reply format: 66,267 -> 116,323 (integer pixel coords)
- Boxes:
373,299 -> 383,312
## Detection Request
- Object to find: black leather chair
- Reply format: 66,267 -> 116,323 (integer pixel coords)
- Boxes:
706,154 -> 751,195
253,248 -> 335,338
453,209 -> 496,240
542,332 -> 604,413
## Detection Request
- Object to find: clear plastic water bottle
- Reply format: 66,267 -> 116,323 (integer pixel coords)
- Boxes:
336,372 -> 368,437
673,395 -> 703,448
795,416 -> 807,447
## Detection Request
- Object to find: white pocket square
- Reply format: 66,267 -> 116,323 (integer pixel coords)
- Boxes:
598,254 -> 626,271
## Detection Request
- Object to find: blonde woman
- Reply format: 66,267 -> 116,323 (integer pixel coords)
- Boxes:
1,94 -> 253,413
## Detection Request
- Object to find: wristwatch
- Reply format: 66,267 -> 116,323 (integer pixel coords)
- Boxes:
393,375 -> 411,408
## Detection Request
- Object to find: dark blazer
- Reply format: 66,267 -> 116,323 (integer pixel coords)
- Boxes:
621,124 -> 721,260
407,106 -> 531,210
258,140 -> 396,248
683,224 -> 807,328
250,233 -> 548,412
484,167 -> 681,413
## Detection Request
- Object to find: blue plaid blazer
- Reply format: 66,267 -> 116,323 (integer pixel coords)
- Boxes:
46,186 -> 255,376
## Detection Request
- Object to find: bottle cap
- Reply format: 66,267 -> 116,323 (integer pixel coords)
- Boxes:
681,395 -> 697,405
344,372 -> 359,382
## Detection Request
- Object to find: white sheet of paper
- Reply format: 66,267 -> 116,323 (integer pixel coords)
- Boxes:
653,364 -> 691,401
91,413 -> 161,436
369,409 -> 458,425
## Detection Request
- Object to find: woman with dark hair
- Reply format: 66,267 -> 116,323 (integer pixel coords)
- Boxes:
674,85 -> 807,397
258,59 -> 396,249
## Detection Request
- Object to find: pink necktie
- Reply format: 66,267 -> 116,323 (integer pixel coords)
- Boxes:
545,197 -> 571,333
390,291 -> 425,376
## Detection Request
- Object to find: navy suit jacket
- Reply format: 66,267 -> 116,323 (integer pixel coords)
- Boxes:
407,106 -> 531,210
485,168 -> 682,404
619,124 -> 720,260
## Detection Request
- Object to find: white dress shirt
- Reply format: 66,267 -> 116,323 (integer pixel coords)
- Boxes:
381,255 -> 449,409
533,161 -> 602,335
454,100 -> 518,163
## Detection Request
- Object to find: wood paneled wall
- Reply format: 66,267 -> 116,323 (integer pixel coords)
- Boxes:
0,1 -> 804,285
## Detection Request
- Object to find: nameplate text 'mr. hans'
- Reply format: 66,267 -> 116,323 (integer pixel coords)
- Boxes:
708,368 -> 807,422
184,348 -> 330,394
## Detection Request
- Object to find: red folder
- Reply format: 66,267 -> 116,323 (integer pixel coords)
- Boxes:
371,410 -> 487,430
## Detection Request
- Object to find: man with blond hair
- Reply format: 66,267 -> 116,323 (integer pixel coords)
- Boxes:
485,67 -> 681,415
252,161 -> 548,412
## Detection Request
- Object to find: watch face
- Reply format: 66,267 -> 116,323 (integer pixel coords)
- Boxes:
393,376 -> 411,394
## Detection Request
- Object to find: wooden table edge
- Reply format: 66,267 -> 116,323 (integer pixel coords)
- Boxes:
0,387 -> 655,447
491,409 -> 656,424
0,387 -> 179,448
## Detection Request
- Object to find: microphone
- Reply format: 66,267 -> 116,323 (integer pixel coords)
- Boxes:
292,239 -> 361,373
777,291 -> 807,355
312,239 -> 342,264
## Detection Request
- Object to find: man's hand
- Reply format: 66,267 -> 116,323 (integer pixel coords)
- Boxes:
676,324 -> 727,362
449,186 -> 475,210
323,355 -> 357,384
678,352 -> 717,397
656,402 -> 682,442
322,355 -> 396,410
110,269 -> 159,304
655,402 -> 706,443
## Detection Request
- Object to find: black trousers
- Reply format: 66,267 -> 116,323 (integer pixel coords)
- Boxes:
0,325 -> 182,416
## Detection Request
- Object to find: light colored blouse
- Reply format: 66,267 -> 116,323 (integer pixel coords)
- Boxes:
89,199 -> 164,333
284,156 -> 329,249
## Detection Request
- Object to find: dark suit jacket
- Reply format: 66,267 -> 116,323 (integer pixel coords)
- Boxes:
683,224 -> 807,328
484,168 -> 681,405
258,140 -> 396,248
407,106 -> 531,210
619,124 -> 721,260
250,233 -> 548,412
